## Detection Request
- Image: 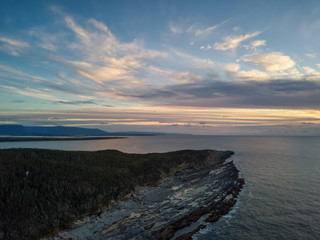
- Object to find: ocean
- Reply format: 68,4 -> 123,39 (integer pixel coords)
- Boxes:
1,135 -> 319,239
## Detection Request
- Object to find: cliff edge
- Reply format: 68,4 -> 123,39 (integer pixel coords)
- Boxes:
46,150 -> 244,240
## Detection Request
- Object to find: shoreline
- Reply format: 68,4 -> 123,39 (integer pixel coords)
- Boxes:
46,150 -> 244,239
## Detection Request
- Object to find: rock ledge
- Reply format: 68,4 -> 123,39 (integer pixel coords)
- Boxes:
47,150 -> 244,240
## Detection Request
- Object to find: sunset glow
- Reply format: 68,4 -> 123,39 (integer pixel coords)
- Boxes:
1,0 -> 320,135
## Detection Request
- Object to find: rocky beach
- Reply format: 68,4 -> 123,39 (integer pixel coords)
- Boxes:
47,150 -> 244,240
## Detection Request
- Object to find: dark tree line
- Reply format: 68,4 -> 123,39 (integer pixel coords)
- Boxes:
0,148 -> 212,239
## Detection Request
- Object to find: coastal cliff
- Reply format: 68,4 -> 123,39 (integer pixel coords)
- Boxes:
47,150 -> 244,240
0,149 -> 244,239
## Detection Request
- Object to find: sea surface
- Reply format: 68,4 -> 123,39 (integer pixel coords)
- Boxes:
1,135 -> 320,240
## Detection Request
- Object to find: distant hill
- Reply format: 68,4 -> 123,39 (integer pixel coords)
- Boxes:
0,125 -> 189,136
0,125 -> 109,136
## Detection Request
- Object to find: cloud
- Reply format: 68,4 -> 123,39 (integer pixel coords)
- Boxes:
200,44 -> 212,50
214,31 -> 260,51
195,25 -> 218,37
225,62 -> 303,81
147,66 -> 201,84
4,105 -> 320,135
2,8 -> 320,135
187,24 -> 218,39
0,64 -> 99,102
303,66 -> 318,75
56,100 -> 97,105
131,79 -> 320,109
65,59 -> 141,85
224,63 -> 240,72
0,37 -> 30,56
88,18 -> 109,32
169,20 -> 226,41
286,67 -> 303,79
0,14 -> 220,107
0,37 -> 29,48
306,53 -> 317,58
60,15 -> 170,89
172,50 -> 215,69
27,28 -> 62,51
65,16 -> 92,45
225,63 -> 270,80
0,64 -> 46,82
37,42 -> 56,51
2,10 -> 318,110
174,72 -> 202,84
65,14 -> 168,61
235,69 -> 270,80
1,85 -> 62,101
242,52 -> 296,72
169,23 -> 183,34
303,66 -> 320,79
251,40 -> 266,48
188,20 -> 228,39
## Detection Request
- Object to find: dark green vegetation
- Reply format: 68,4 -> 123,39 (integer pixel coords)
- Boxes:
0,148 -> 213,239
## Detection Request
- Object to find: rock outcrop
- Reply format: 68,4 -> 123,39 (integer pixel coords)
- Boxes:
47,150 -> 244,240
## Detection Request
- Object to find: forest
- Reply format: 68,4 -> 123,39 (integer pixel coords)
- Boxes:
0,148 -> 212,239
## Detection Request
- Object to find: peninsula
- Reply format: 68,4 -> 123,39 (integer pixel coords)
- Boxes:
0,149 -> 244,239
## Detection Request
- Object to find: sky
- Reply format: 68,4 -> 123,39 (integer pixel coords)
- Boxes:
1,0 -> 320,135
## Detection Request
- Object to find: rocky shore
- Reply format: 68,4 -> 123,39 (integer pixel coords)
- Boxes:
46,150 -> 244,240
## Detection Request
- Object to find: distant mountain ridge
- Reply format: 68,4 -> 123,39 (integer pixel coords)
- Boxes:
0,125 -> 108,136
0,125 -> 189,136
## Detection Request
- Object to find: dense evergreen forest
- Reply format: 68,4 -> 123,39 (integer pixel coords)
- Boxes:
0,148 -> 212,239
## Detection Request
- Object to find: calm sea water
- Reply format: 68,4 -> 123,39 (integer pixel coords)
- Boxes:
1,136 -> 320,239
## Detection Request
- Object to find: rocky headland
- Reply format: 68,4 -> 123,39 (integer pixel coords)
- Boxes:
46,150 -> 244,240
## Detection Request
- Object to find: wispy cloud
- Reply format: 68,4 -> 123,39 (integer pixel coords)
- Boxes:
0,64 -> 46,82
306,53 -> 317,58
1,85 -> 62,101
65,16 -> 92,45
188,19 -> 228,40
61,15 -> 170,89
187,24 -> 218,39
56,100 -> 97,105
0,37 -> 29,48
169,20 -> 227,42
172,50 -> 215,70
64,59 -> 141,85
147,66 -> 201,84
0,37 -> 30,56
27,28 -> 62,51
214,31 -> 260,51
88,18 -> 109,32
250,40 -> 266,49
0,64 -> 97,102
169,23 -> 183,34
